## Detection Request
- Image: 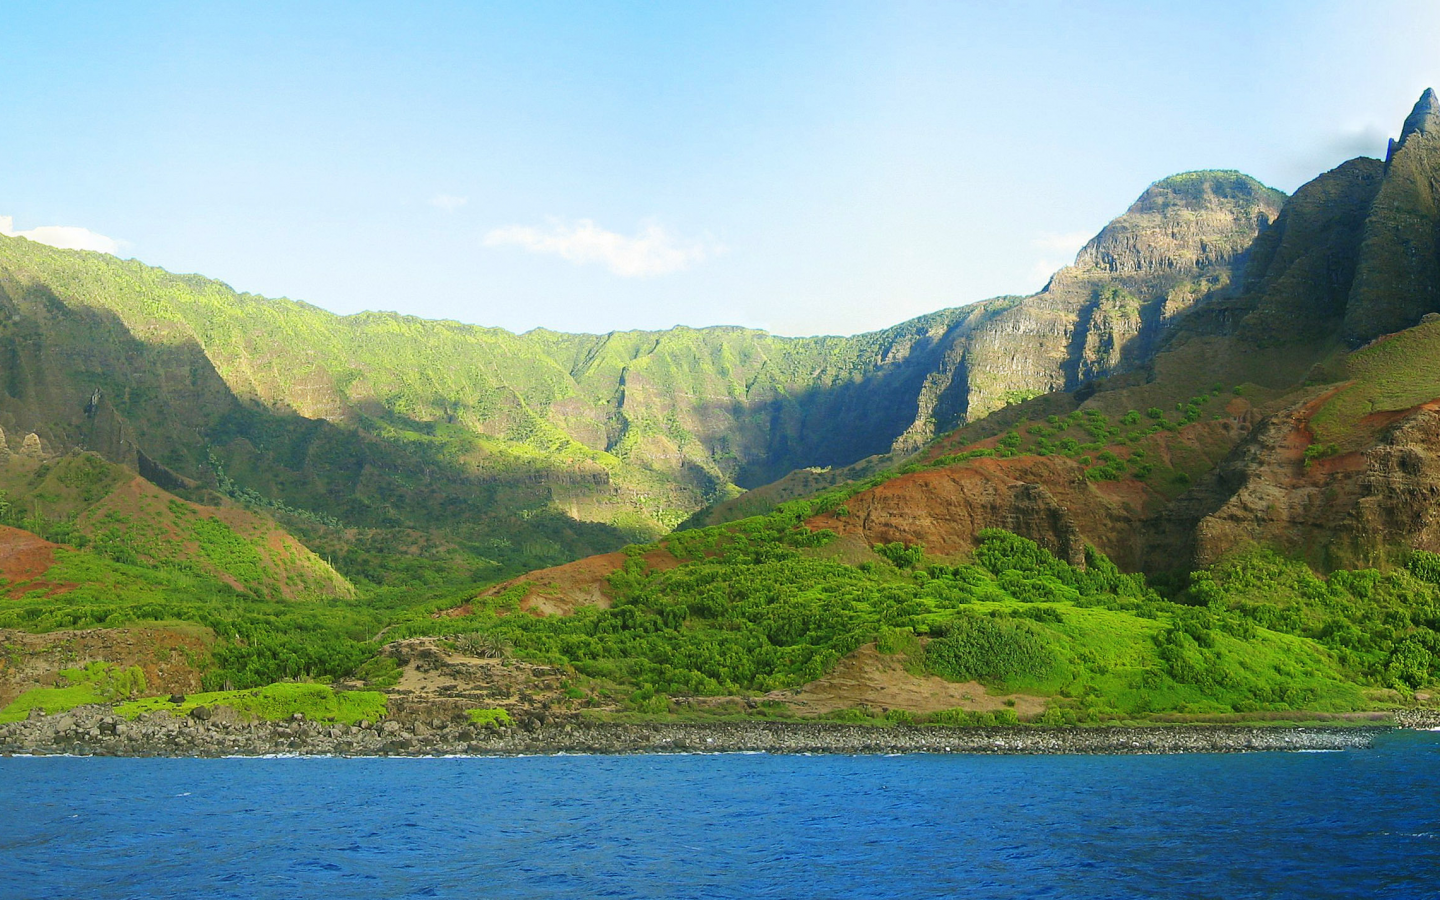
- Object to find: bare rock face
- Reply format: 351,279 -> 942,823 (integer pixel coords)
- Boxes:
1183,397 -> 1340,568
822,386 -> 1440,578
81,388 -> 141,471
1073,172 -> 1282,279
1231,158 -> 1385,343
1343,89 -> 1440,344
807,457 -> 1138,568
18,432 -> 45,460
1396,87 -> 1440,151
1163,394 -> 1440,571
1332,408 -> 1440,565
917,172 -> 1286,432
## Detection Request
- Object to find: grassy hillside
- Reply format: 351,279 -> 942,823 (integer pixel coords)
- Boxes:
3,487 -> 1433,724
393,501 -> 1433,720
0,451 -> 351,599
0,664 -> 385,726
0,233 -> 991,581
0,168 -> 1290,582
0,542 -> 385,691
1310,318 -> 1440,446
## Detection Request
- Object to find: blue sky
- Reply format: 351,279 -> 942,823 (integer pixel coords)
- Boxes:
2,1 -> 1438,336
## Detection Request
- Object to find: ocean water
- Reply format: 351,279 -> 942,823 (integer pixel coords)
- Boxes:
2,732 -> 1438,900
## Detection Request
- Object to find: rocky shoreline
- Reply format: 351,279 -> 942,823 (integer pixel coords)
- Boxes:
1394,708 -> 1440,729
0,705 -> 1401,757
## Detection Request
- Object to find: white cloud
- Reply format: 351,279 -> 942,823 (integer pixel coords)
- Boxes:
1274,123 -> 1393,189
429,194 -> 469,211
483,218 -> 721,278
1032,230 -> 1092,256
1023,230 -> 1093,289
0,215 -> 122,254
1028,259 -> 1064,286
1321,124 -> 1390,160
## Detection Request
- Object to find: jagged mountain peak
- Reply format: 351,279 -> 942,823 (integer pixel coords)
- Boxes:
1387,87 -> 1440,161
1400,87 -> 1439,142
1346,88 -> 1440,343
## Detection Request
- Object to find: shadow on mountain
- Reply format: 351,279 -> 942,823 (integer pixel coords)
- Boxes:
0,280 -> 632,582
724,333 -> 957,488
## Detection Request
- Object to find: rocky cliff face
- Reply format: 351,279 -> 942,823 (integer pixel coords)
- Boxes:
7,92 -> 1438,580
1149,393 -> 1440,574
0,170 -> 1284,572
893,172 -> 1286,446
705,93 -> 1440,577
807,457 -> 1105,568
1342,88 -> 1440,343
1229,159 -> 1384,343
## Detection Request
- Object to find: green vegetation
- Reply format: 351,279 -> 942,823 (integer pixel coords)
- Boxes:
116,683 -> 386,724
8,481 -> 1428,724
0,377 -> 1432,727
375,502 -> 1400,719
352,655 -> 402,688
914,402 -> 1233,495
465,708 -> 513,727
0,451 -> 351,600
874,541 -> 925,569
0,662 -> 384,726
1311,319 -> 1440,445
1191,549 -> 1440,694
0,547 -> 429,691
931,707 -> 1021,727
0,662 -> 148,723
0,487 -> 91,547
1304,443 -> 1341,466
926,617 -> 1056,682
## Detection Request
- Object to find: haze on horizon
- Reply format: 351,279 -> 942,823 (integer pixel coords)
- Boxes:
2,0 -> 1438,338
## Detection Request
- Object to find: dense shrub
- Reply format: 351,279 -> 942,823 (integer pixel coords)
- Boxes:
875,541 -> 925,569
926,616 -> 1057,683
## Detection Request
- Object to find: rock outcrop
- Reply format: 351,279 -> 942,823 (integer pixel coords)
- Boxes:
886,172 -> 1285,449
0,167 -> 1292,560
808,458 -> 1106,567
1174,399 -> 1440,571
1395,87 -> 1440,154
1230,158 -> 1385,343
1343,89 -> 1440,343
962,172 -> 1284,418
18,432 -> 44,459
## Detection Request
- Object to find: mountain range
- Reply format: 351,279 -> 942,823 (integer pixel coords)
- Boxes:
3,90 -> 1440,729
0,146 -> 1326,588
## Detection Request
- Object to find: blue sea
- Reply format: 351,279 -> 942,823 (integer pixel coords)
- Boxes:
2,732 -> 1438,899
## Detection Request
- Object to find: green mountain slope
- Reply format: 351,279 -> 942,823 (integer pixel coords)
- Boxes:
403,503 -> 1424,720
0,167 -> 1287,581
701,94 -> 1440,561
8,92 -> 1440,724
0,449 -> 351,599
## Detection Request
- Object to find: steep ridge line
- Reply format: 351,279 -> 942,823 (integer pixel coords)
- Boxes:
0,171 -> 1287,576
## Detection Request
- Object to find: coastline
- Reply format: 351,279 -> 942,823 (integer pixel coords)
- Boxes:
0,706 -> 1410,757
